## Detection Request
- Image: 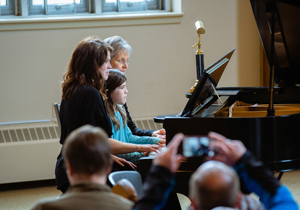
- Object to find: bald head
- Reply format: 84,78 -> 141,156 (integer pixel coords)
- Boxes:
189,161 -> 240,210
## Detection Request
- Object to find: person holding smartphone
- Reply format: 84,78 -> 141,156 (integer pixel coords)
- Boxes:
134,132 -> 298,210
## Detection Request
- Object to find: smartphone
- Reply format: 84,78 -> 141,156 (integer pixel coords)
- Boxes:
182,135 -> 214,157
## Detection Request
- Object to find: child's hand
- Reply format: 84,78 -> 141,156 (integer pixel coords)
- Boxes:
144,151 -> 151,156
158,139 -> 166,148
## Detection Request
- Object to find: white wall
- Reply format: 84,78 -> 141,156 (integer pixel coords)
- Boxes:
0,0 -> 260,124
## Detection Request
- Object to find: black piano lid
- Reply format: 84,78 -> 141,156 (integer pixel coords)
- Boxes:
180,49 -> 235,117
250,0 -> 300,87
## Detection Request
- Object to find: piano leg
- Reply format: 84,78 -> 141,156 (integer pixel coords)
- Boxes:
276,172 -> 284,180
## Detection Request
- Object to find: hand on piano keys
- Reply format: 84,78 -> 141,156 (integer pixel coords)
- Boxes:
152,129 -> 166,140
146,139 -> 166,156
148,146 -> 167,157
158,139 -> 166,148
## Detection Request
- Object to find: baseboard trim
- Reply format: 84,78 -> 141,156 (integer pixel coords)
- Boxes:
0,179 -> 56,191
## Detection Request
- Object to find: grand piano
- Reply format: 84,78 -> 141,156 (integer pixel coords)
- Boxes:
139,0 -> 300,198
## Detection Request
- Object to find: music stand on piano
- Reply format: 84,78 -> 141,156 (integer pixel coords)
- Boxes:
154,48 -> 235,123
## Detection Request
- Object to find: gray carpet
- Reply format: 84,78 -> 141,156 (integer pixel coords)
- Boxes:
0,170 -> 299,210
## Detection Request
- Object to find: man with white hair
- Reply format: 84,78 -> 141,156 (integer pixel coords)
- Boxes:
189,160 -> 266,210
189,160 -> 241,210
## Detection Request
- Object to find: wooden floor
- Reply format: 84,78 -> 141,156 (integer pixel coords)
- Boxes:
0,170 -> 299,210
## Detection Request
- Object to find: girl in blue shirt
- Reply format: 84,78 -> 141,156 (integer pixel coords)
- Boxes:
105,69 -> 165,164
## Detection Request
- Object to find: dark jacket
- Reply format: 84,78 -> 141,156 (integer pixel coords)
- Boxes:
134,151 -> 299,210
55,84 -> 112,193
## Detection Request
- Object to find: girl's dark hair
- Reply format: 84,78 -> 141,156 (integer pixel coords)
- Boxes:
62,36 -> 113,100
105,69 -> 127,130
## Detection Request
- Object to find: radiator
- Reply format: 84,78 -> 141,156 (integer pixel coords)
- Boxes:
0,122 -> 61,184
0,119 -> 162,184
